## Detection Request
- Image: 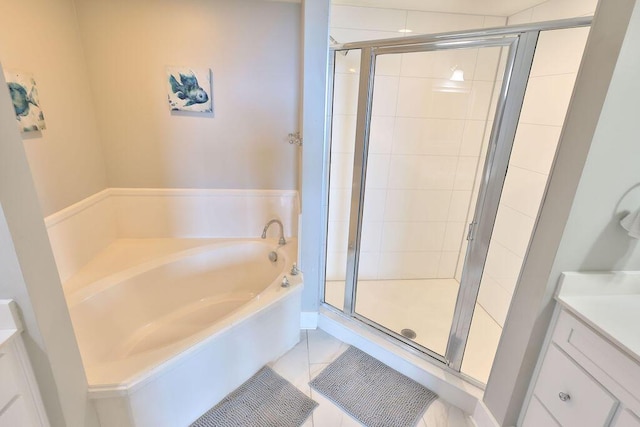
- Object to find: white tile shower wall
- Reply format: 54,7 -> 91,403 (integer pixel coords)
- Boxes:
475,0 -> 595,327
326,5 -> 506,281
45,189 -> 300,283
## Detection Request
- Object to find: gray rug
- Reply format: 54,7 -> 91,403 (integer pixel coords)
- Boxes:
309,346 -> 438,427
191,366 -> 318,427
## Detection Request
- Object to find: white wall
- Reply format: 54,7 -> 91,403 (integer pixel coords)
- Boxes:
300,0 -> 331,313
0,66 -> 99,427
476,0 -> 596,328
74,0 -> 301,192
326,5 -> 506,283
330,5 -> 505,42
0,0 -> 108,216
0,0 -> 302,212
508,0 -> 598,23
484,0 -> 640,423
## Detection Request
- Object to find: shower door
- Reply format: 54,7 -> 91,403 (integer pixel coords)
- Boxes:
324,30 -> 540,374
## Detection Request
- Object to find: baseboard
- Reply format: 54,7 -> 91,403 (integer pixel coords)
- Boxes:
300,312 -> 318,329
473,400 -> 500,427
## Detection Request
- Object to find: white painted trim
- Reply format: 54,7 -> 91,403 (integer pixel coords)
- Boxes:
318,309 -> 482,415
473,400 -> 500,427
300,0 -> 330,314
0,300 -> 50,426
0,299 -> 21,330
44,188 -> 300,228
300,312 -> 318,329
516,305 -> 562,427
109,188 -> 299,198
12,338 -> 51,426
44,189 -> 111,227
43,188 -> 301,281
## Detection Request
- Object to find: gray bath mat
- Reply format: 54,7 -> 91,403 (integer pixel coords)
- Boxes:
191,366 -> 318,427
309,346 -> 438,427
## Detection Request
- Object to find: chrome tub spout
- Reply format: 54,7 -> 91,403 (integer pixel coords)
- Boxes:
261,219 -> 286,245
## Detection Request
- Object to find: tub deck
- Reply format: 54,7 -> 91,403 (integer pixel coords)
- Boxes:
63,238 -> 230,295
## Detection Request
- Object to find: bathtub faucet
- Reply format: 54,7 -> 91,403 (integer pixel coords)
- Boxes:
261,219 -> 286,246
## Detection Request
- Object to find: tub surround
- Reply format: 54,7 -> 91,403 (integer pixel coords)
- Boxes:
91,280 -> 302,427
42,188 -> 303,427
45,188 -> 299,283
65,238 -> 302,427
83,239 -> 302,427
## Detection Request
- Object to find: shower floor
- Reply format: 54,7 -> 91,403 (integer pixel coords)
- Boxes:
324,279 -> 501,384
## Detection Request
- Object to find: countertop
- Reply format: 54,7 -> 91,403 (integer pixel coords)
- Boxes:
556,271 -> 640,363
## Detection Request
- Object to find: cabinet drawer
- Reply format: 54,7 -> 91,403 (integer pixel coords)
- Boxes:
522,396 -> 559,427
0,352 -> 19,411
534,344 -> 617,427
553,310 -> 640,400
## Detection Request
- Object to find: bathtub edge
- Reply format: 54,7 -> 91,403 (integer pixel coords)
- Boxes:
86,282 -> 303,399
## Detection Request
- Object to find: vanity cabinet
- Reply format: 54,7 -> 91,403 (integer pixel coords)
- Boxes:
613,410 -> 640,427
522,308 -> 640,427
0,300 -> 49,427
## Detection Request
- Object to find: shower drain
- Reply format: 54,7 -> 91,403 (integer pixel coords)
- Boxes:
400,328 -> 417,340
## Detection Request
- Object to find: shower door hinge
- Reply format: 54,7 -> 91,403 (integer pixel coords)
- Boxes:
287,131 -> 302,146
466,221 -> 477,241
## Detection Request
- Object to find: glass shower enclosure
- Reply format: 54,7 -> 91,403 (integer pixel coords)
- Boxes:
322,18 -> 591,381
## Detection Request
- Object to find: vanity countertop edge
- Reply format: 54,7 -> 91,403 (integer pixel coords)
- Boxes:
556,271 -> 640,364
0,299 -> 21,348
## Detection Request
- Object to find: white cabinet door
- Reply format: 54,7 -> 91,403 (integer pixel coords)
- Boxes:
613,409 -> 640,427
0,351 -> 20,411
522,396 -> 560,427
534,344 -> 618,427
0,397 -> 30,427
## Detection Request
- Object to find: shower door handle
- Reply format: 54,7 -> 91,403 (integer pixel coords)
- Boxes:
466,221 -> 477,241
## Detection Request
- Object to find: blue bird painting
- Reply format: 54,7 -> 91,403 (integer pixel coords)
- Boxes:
4,71 -> 46,132
166,67 -> 212,113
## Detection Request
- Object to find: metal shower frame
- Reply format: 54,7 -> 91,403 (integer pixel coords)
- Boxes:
320,17 -> 592,380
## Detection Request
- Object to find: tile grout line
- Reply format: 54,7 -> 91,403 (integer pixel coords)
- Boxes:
304,330 -> 316,427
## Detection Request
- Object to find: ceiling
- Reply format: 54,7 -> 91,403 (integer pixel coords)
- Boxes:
330,0 -> 549,17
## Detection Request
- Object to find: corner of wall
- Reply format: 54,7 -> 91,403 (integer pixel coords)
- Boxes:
300,0 -> 331,312
483,0 -> 639,423
0,61 -> 99,427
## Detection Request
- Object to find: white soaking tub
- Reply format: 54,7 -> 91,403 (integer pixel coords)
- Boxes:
65,238 -> 302,427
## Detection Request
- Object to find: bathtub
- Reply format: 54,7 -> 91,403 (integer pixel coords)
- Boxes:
65,238 -> 302,427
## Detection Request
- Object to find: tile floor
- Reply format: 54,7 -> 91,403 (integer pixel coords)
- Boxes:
268,328 -> 475,427
325,279 -> 502,383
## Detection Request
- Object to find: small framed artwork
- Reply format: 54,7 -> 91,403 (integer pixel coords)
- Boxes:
166,67 -> 213,113
4,70 -> 46,133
